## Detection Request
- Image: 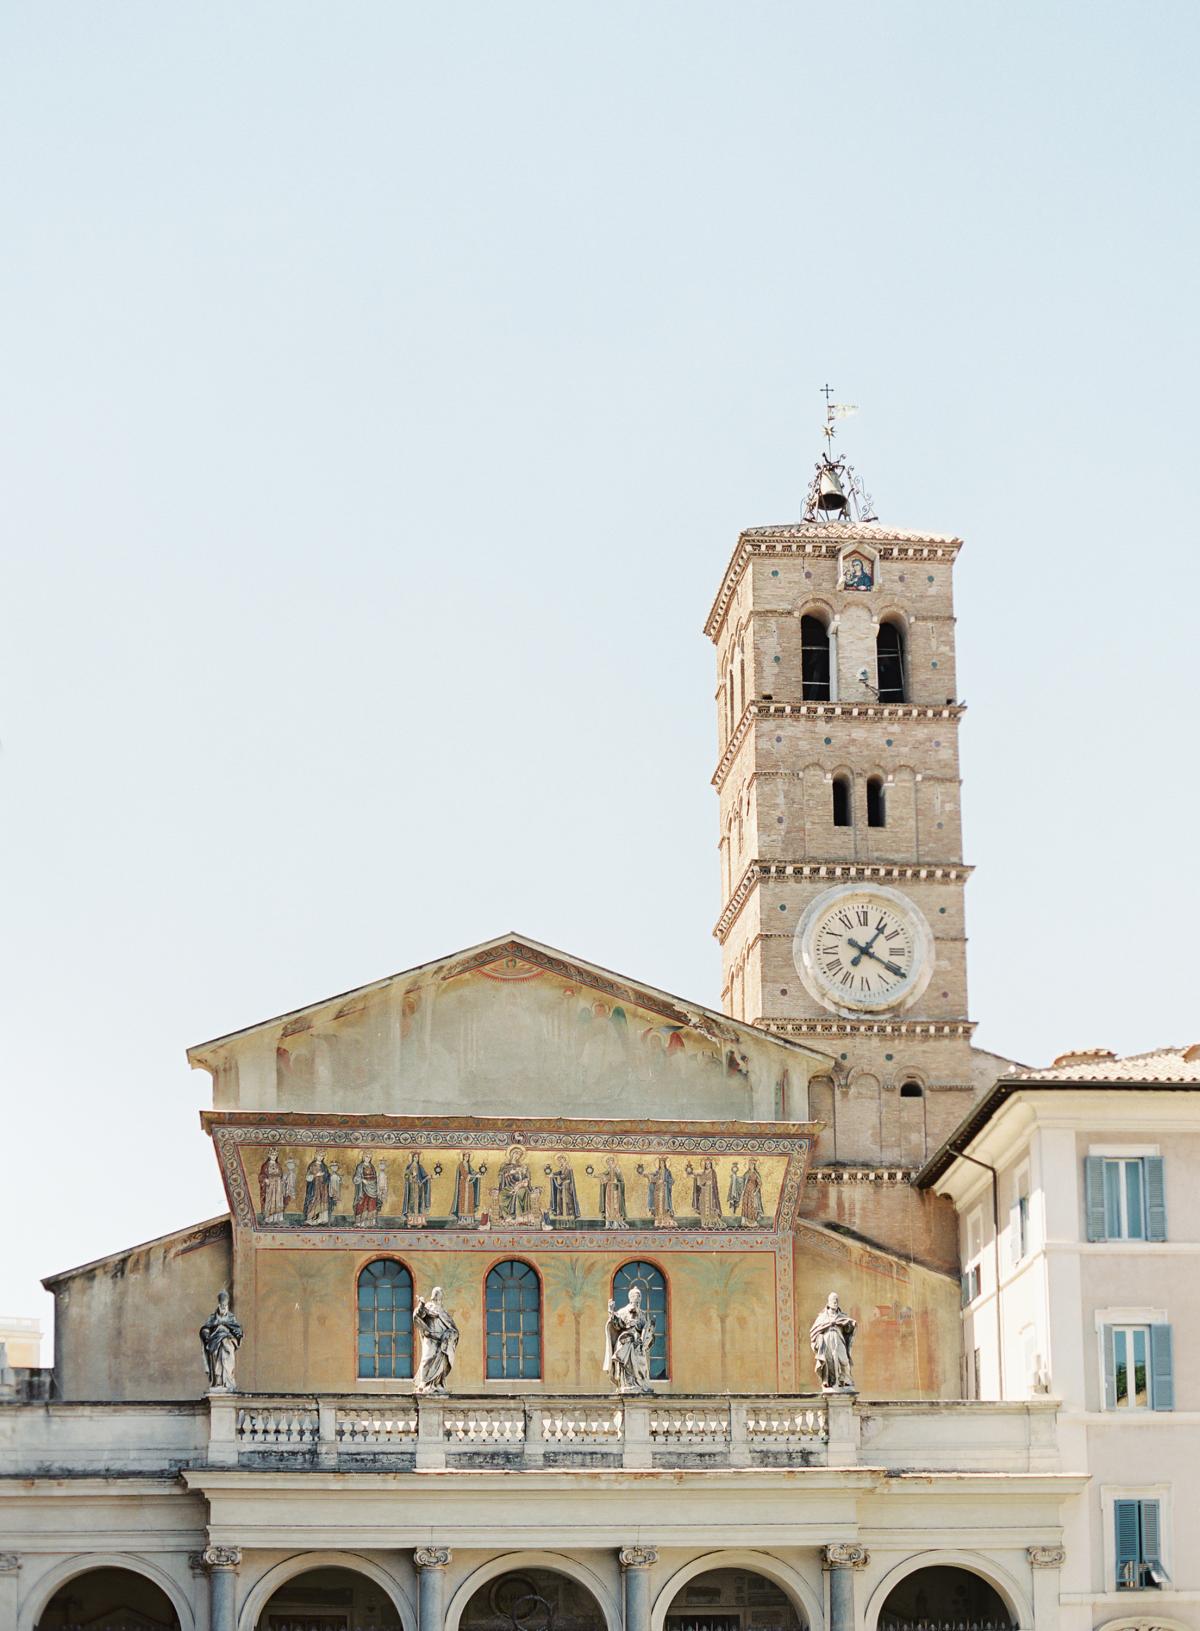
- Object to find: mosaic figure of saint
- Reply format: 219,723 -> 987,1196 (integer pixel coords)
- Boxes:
258,1149 -> 295,1225
451,1151 -> 481,1224
303,1151 -> 333,1225
599,1155 -> 627,1228
353,1152 -> 387,1225
402,1150 -> 431,1226
497,1145 -> 537,1220
550,1153 -> 580,1224
736,1155 -> 765,1226
646,1156 -> 676,1228
691,1156 -> 723,1228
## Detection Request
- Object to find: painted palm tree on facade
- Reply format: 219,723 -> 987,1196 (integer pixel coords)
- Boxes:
543,1256 -> 603,1387
680,1255 -> 764,1391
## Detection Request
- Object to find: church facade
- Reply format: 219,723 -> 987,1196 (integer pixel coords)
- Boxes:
2,450 -> 1196,1631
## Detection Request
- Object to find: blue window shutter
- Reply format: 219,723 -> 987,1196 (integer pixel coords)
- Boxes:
1115,1499 -> 1141,1588
1102,1325 -> 1117,1409
1145,1157 -> 1167,1241
1085,1156 -> 1107,1240
1150,1324 -> 1174,1410
1141,1499 -> 1162,1566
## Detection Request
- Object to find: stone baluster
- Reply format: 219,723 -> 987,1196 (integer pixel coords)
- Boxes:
822,1544 -> 867,1631
415,1546 -> 453,1631
202,1545 -> 242,1631
619,1546 -> 658,1631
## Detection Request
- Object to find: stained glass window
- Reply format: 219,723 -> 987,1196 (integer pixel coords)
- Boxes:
486,1259 -> 541,1379
613,1259 -> 668,1379
357,1259 -> 414,1379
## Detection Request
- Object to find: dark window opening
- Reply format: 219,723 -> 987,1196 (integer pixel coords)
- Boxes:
832,775 -> 852,827
877,620 -> 907,703
800,615 -> 831,701
900,1081 -> 923,1099
867,776 -> 886,827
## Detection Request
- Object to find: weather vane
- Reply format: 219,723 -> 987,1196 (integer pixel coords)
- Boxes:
804,384 -> 876,524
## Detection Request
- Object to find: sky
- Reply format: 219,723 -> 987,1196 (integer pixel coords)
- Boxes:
3,3 -> 1198,1347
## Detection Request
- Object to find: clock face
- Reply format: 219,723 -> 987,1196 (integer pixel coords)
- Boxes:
794,884 -> 934,1016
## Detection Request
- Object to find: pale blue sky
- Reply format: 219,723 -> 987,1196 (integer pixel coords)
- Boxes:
3,3 -> 1197,1333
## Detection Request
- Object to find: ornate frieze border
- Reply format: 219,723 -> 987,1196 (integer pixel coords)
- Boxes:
705,531 -> 962,642
713,701 -> 966,790
715,860 -> 973,942
807,1168 -> 913,1184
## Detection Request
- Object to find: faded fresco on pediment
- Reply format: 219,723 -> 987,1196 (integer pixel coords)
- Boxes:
203,944 -> 816,1121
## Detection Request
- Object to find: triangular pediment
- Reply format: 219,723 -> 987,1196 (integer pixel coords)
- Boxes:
188,932 -> 830,1122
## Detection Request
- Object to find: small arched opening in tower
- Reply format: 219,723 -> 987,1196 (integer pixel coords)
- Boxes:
876,619 -> 907,703
832,774 -> 852,828
800,614 -> 831,701
866,775 -> 886,828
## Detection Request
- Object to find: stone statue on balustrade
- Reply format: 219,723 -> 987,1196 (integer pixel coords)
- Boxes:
809,1291 -> 856,1392
414,1286 -> 460,1396
200,1290 -> 243,1392
603,1284 -> 655,1394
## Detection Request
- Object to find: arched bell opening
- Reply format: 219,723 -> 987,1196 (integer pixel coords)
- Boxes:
36,1567 -> 181,1630
877,1564 -> 1015,1630
663,1568 -> 808,1631
255,1566 -> 404,1630
460,1569 -> 607,1631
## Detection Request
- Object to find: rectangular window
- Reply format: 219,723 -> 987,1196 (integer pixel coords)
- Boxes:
1085,1155 -> 1167,1241
1103,1323 -> 1174,1411
1115,1499 -> 1167,1590
1012,1166 -> 1031,1263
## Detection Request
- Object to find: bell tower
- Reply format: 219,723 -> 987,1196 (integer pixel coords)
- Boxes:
706,400 -> 1005,1165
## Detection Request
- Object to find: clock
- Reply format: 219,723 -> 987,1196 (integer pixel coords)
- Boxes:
794,883 -> 934,1017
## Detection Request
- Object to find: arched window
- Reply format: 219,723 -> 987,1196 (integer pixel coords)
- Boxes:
867,775 -> 886,827
614,1260 -> 669,1378
739,645 -> 746,714
800,614 -> 831,701
832,773 -> 852,827
357,1259 -> 414,1379
877,619 -> 907,702
900,1081 -> 924,1098
486,1259 -> 541,1379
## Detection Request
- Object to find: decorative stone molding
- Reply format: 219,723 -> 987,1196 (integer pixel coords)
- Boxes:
821,1544 -> 869,1569
414,1547 -> 453,1571
202,1546 -> 242,1571
0,1553 -> 20,1573
187,1553 -> 209,1575
714,858 -> 971,941
619,1547 -> 659,1571
705,531 -> 961,641
760,1014 -> 975,1041
808,1168 -> 912,1185
1026,1546 -> 1066,1569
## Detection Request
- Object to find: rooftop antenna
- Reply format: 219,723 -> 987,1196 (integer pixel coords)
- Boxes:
804,384 -> 877,524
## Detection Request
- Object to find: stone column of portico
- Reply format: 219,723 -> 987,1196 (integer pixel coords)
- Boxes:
619,1546 -> 658,1631
415,1546 -> 453,1631
821,1545 -> 867,1631
203,1546 -> 242,1631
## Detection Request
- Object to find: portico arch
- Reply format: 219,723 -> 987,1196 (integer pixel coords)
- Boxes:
237,1551 -> 414,1631
864,1551 -> 1029,1631
651,1551 -> 821,1631
22,1553 -> 194,1631
447,1552 -> 620,1631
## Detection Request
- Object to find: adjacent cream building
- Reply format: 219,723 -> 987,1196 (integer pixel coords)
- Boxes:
1,440 -> 1191,1631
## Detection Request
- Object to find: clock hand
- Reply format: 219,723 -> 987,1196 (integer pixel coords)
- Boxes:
847,939 -> 906,979
847,933 -> 885,967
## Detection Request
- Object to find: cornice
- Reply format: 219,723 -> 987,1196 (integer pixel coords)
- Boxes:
757,1017 -> 977,1041
806,1168 -> 914,1185
705,528 -> 963,642
713,702 -> 965,789
715,861 -> 972,943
